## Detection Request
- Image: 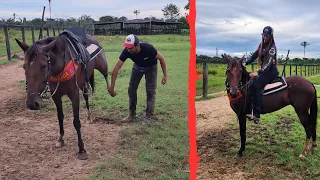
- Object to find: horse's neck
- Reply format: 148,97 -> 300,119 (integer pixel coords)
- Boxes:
50,38 -> 73,76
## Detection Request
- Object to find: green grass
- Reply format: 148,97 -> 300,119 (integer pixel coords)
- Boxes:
87,34 -> 190,180
0,58 -> 19,65
196,63 -> 320,96
202,78 -> 320,179
18,34 -> 190,179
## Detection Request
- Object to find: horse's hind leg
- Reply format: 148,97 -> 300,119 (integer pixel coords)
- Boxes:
52,95 -> 65,148
295,108 -> 313,157
83,93 -> 92,123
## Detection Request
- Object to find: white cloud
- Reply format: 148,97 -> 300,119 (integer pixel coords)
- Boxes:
196,0 -> 320,58
0,0 -> 188,20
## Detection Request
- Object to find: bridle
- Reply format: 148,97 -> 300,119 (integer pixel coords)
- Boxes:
225,61 -> 252,112
225,64 -> 250,94
26,45 -> 60,100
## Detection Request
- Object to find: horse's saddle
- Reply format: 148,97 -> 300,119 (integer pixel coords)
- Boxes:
61,27 -> 87,46
263,76 -> 287,95
59,27 -> 102,64
249,75 -> 287,96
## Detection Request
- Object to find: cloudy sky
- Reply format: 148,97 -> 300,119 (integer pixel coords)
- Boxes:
196,0 -> 320,59
0,0 -> 188,21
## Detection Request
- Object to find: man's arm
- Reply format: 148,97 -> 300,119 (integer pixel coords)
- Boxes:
108,59 -> 124,96
155,51 -> 167,84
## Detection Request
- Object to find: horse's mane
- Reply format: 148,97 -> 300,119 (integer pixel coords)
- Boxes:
25,37 -> 57,63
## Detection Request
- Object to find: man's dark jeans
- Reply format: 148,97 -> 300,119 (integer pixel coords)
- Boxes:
128,63 -> 157,116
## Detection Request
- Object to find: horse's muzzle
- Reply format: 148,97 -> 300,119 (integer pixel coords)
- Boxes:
27,101 -> 40,110
230,89 -> 239,98
26,93 -> 41,110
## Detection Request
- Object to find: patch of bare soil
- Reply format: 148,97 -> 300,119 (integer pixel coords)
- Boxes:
196,96 -> 252,180
196,96 -> 298,180
0,61 -> 122,180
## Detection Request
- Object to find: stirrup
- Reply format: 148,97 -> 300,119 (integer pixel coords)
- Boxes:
83,82 -> 92,96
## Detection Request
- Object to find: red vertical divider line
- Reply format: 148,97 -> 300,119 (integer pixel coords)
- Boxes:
187,0 -> 200,179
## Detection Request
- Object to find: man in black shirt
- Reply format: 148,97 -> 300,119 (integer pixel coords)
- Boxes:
108,34 -> 167,124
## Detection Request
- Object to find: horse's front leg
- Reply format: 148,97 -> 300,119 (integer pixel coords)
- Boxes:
52,95 -> 65,148
67,90 -> 88,160
238,113 -> 247,157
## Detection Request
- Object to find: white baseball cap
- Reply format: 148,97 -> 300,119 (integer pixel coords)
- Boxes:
122,34 -> 139,48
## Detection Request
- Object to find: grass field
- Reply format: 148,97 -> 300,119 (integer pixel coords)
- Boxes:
88,34 -> 190,180
198,71 -> 320,179
9,33 -> 190,179
196,63 -> 320,96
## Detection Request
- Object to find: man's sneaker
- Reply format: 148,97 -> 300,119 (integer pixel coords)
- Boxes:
246,115 -> 260,124
142,114 -> 152,125
121,113 -> 136,122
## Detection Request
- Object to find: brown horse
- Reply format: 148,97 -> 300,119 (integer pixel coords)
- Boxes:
223,54 -> 317,158
15,28 -> 112,160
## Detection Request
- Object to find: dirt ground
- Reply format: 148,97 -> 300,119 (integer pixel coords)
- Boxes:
196,96 -> 256,180
0,60 -> 122,180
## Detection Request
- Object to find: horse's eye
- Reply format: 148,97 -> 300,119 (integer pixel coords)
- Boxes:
41,65 -> 47,69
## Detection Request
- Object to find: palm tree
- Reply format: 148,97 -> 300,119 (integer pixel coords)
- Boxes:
133,10 -> 140,19
301,41 -> 310,58
48,0 -> 52,19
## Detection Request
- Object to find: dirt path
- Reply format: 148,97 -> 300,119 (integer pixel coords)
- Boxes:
0,61 -> 122,180
196,96 -> 255,180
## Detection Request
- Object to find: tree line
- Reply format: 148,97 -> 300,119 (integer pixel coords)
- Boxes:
196,54 -> 320,65
0,3 -> 189,29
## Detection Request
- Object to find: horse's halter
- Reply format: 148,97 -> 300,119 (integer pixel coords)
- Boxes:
225,61 -> 250,94
36,51 -> 53,99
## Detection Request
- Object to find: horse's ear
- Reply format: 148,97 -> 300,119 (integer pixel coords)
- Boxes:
42,40 -> 56,53
239,55 -> 245,63
15,38 -> 29,52
222,53 -> 231,63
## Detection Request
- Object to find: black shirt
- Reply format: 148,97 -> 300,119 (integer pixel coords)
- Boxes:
119,43 -> 158,67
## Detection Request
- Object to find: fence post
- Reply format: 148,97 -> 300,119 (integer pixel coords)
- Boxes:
300,65 -> 302,76
31,27 -> 35,43
305,65 -> 307,76
3,25 -> 11,61
46,27 -> 49,37
203,63 -> 208,98
295,65 -> 297,76
21,26 -> 26,43
289,65 -> 292,76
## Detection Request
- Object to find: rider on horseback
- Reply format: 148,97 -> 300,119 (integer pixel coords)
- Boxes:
242,26 -> 279,124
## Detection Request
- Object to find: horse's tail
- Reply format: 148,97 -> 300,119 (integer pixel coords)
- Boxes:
310,83 -> 318,142
89,72 -> 95,94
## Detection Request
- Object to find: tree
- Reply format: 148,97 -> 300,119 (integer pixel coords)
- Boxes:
301,41 -> 310,58
185,0 -> 190,10
99,15 -> 115,22
177,16 -> 189,29
119,16 -> 128,21
133,10 -> 140,19
162,3 -> 180,22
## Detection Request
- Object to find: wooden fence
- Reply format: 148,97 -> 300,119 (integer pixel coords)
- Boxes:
197,61 -> 320,98
0,24 -> 94,61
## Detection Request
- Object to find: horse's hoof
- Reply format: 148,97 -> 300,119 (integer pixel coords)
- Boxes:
237,152 -> 243,157
77,151 -> 88,160
55,140 -> 65,148
299,153 -> 306,158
